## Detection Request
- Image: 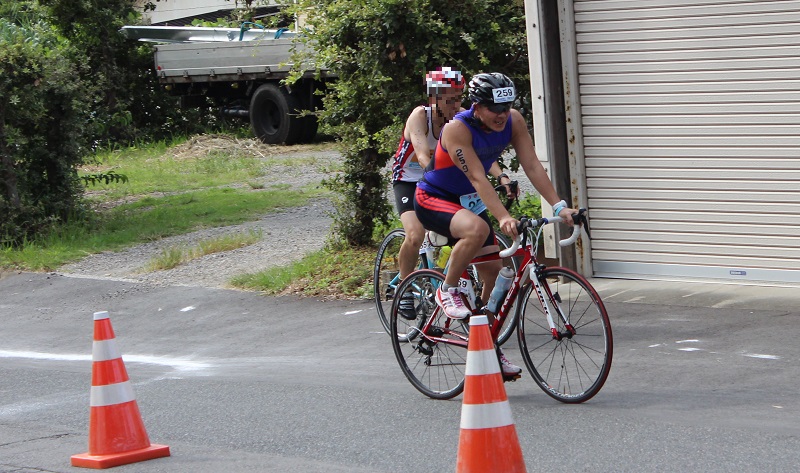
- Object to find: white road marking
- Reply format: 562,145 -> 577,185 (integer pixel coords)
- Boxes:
743,353 -> 781,360
0,350 -> 211,370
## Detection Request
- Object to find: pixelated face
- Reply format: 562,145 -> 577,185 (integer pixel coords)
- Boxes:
431,88 -> 463,115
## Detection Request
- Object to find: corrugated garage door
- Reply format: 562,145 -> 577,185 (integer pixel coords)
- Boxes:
572,0 -> 800,284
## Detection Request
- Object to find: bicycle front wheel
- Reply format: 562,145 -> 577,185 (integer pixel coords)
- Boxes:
374,229 -> 415,333
390,269 -> 468,400
516,267 -> 612,403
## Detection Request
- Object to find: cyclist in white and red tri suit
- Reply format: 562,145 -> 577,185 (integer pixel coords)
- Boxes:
391,68 -> 508,319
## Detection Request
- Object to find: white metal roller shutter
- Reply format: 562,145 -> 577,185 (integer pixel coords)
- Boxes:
572,0 -> 800,284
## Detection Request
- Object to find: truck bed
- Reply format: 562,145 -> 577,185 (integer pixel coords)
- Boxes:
154,40 -> 310,83
119,26 -> 328,83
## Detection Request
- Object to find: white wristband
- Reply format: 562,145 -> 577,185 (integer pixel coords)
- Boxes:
552,200 -> 567,216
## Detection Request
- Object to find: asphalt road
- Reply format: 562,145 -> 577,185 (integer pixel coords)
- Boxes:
1,271 -> 798,472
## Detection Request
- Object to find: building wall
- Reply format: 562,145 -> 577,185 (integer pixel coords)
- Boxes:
556,0 -> 800,285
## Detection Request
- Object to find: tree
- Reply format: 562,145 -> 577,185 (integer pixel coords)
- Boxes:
0,0 -> 221,244
287,0 -> 529,246
38,0 -> 155,143
0,1 -> 96,243
39,0 -> 216,145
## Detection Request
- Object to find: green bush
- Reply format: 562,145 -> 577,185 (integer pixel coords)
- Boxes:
516,192 -> 543,219
0,9 -> 94,244
0,0 -> 222,245
287,0 -> 530,246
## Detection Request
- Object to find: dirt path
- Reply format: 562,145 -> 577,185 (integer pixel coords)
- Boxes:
58,199 -> 334,289
58,137 -> 341,289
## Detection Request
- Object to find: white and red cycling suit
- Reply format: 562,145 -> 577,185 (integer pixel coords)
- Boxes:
390,106 -> 439,215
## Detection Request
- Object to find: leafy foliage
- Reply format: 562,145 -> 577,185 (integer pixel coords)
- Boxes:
0,0 -> 222,245
38,0 -> 213,145
516,192 -> 543,220
231,243 -> 375,299
80,171 -> 129,187
0,1 -> 95,244
286,0 -> 529,245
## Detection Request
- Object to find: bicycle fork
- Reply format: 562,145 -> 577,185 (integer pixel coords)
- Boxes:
531,265 -> 576,340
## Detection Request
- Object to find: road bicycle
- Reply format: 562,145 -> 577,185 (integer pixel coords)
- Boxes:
373,183 -> 520,342
389,209 -> 612,403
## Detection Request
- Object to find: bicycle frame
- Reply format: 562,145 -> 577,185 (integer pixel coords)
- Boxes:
391,208 -> 611,402
378,183 -> 518,327
408,244 -> 522,350
411,217 -> 581,348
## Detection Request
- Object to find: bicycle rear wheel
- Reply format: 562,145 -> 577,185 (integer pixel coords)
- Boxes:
374,229 -> 421,333
390,269 -> 468,400
516,267 -> 612,403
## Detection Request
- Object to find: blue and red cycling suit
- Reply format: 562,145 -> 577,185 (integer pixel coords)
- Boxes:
414,106 -> 512,244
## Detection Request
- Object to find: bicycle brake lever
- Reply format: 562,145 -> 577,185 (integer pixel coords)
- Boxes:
516,217 -> 528,235
504,181 -> 519,210
494,180 -> 519,210
576,208 -> 591,239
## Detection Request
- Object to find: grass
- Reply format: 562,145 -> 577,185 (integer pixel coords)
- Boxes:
0,133 -> 542,300
81,136 -> 335,200
0,135 -> 337,273
231,244 -> 376,299
0,132 -> 386,299
0,187 -> 324,271
144,229 -> 263,272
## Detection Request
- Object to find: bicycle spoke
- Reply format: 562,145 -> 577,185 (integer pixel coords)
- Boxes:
517,267 -> 612,403
390,269 -> 467,399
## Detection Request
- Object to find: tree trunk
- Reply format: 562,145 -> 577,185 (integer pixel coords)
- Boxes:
347,147 -> 385,246
0,104 -> 21,209
355,147 -> 379,245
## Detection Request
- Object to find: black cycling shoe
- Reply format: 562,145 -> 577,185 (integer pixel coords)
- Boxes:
398,291 -> 417,320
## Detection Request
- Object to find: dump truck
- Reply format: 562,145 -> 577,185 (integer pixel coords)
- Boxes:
122,25 -> 333,145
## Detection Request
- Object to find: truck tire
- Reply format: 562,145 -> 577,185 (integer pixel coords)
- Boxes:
249,84 -> 304,145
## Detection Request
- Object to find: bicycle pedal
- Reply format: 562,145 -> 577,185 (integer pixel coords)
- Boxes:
502,373 -> 522,382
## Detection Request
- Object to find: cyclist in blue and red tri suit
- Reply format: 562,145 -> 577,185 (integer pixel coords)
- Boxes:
415,72 -> 578,375
391,68 -> 510,319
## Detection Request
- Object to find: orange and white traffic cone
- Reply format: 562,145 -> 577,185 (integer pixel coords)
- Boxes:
455,315 -> 526,473
71,311 -> 170,469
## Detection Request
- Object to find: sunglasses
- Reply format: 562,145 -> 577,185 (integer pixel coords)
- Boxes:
485,102 -> 512,114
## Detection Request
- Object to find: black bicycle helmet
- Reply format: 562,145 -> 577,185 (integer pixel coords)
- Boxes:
468,72 -> 516,105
